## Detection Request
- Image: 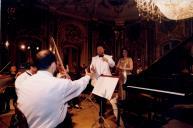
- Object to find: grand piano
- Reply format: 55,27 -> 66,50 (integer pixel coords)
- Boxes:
117,35 -> 193,127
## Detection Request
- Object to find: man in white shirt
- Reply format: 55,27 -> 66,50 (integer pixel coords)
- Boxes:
90,45 -> 115,85
15,62 -> 37,88
16,50 -> 91,128
90,45 -> 115,116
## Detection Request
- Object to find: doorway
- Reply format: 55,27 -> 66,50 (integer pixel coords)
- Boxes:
63,45 -> 80,74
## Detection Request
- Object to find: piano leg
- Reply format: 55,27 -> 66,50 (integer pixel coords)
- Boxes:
116,100 -> 125,128
117,106 -> 121,127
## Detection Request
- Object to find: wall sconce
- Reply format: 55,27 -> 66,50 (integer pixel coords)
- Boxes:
36,46 -> 39,50
20,44 -> 26,50
27,46 -> 31,50
49,47 -> 52,51
5,40 -> 9,48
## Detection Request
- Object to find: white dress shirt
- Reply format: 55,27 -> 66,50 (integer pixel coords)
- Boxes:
90,54 -> 115,86
15,70 -> 32,96
91,54 -> 115,77
16,71 -> 90,128
15,71 -> 32,85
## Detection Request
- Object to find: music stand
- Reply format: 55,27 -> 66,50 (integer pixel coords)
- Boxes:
81,92 -> 97,109
91,76 -> 119,128
81,82 -> 98,109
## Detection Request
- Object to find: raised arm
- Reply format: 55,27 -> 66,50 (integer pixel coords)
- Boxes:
103,55 -> 115,68
62,70 -> 92,103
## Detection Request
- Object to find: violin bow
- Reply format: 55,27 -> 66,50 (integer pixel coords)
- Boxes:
50,36 -> 71,79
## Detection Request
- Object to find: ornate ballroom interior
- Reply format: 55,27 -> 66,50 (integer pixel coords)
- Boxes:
1,0 -> 192,72
0,0 -> 193,128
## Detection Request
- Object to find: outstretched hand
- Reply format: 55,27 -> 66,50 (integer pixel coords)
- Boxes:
85,67 -> 95,79
90,65 -> 96,73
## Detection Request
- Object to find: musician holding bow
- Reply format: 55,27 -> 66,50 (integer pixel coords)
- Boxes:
15,62 -> 37,87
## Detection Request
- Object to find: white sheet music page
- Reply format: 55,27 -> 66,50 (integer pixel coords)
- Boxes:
92,76 -> 119,100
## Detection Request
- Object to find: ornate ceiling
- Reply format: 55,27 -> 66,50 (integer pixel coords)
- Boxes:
37,0 -> 139,24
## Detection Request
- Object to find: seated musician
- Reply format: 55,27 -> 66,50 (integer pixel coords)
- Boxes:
15,62 -> 37,103
15,62 -> 37,86
56,63 -> 70,79
116,48 -> 133,101
3,65 -> 19,112
0,73 -> 12,114
9,62 -> 37,127
15,50 -> 92,128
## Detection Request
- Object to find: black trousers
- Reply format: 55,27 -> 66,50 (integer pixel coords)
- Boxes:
4,86 -> 17,111
55,112 -> 73,128
95,96 -> 107,116
0,92 -> 6,113
84,82 -> 107,116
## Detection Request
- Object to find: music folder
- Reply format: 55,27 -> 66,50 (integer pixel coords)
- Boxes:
92,75 -> 119,100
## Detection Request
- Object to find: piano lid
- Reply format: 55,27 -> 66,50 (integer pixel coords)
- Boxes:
140,35 -> 193,76
125,35 -> 193,95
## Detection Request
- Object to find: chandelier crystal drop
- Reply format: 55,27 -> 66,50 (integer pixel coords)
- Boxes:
135,0 -> 193,22
135,0 -> 164,22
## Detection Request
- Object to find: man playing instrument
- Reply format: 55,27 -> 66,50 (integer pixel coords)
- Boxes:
15,62 -> 37,87
16,50 -> 92,128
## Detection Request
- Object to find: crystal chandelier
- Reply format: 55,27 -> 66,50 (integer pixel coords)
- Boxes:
155,0 -> 193,20
135,0 -> 193,22
135,0 -> 164,22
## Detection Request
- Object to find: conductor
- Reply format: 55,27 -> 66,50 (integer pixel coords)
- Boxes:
90,45 -> 115,116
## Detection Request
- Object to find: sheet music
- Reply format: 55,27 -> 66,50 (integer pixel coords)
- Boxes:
92,76 -> 119,100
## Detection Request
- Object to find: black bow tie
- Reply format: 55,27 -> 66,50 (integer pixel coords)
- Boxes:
99,55 -> 104,57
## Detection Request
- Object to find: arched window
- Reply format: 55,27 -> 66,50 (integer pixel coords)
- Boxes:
63,45 -> 80,74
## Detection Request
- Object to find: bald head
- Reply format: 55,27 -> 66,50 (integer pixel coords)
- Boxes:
97,46 -> 105,56
35,50 -> 56,70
